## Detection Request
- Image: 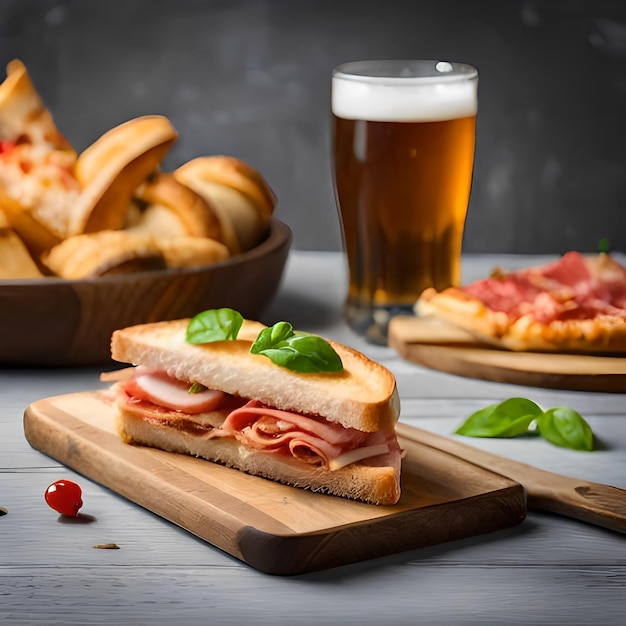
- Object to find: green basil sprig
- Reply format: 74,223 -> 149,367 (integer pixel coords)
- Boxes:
186,308 -> 243,344
250,321 -> 343,373
455,397 -> 594,451
185,309 -> 343,374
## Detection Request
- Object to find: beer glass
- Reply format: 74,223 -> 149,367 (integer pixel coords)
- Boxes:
331,60 -> 478,343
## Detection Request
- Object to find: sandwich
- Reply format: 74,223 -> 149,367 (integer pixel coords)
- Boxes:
106,308 -> 402,505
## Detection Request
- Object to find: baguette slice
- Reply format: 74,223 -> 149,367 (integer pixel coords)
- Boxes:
110,318 -> 402,505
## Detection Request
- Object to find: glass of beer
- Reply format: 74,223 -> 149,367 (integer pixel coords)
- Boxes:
331,60 -> 478,343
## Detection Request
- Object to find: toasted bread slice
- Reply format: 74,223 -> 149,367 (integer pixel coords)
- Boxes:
175,156 -> 277,254
111,319 -> 400,433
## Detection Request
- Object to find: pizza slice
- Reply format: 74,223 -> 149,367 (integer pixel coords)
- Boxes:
0,59 -> 80,254
416,251 -> 626,353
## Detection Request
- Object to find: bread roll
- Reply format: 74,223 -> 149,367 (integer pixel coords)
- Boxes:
175,156 -> 277,254
153,235 -> 229,268
42,230 -> 166,279
129,172 -> 223,241
68,115 -> 178,236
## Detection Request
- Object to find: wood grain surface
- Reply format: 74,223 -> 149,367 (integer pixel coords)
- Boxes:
388,316 -> 626,393
23,391 -> 526,575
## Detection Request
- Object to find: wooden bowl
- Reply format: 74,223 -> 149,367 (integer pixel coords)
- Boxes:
0,218 -> 291,366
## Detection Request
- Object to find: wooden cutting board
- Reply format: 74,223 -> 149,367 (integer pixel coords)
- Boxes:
388,316 -> 626,393
23,391 -> 526,575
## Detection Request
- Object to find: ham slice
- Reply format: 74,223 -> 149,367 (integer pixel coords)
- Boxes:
219,400 -> 388,468
115,371 -> 395,471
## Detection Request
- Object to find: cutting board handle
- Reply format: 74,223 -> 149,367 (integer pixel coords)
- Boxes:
396,423 -> 626,534
526,475 -> 626,533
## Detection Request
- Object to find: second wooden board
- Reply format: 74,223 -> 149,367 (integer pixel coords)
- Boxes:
388,315 -> 626,392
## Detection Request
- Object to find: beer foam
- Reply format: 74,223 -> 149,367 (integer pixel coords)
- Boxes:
332,71 -> 477,122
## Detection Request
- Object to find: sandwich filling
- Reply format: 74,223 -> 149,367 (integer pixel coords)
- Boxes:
112,366 -> 400,471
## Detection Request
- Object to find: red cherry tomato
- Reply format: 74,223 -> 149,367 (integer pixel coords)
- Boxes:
44,480 -> 83,517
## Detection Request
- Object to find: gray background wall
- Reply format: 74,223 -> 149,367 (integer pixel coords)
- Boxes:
2,0 -> 625,255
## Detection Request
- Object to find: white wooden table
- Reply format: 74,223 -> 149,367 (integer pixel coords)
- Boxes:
2,252 -> 625,625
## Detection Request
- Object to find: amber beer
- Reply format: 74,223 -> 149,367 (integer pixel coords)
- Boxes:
331,60 -> 478,342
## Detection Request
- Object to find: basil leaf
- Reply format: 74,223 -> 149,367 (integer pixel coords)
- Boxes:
250,323 -> 343,373
186,308 -> 243,344
536,407 -> 594,451
455,398 -> 541,438
455,397 -> 595,452
495,397 -> 543,419
250,322 -> 295,353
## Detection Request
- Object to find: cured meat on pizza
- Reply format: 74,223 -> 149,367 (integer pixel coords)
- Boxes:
416,252 -> 626,353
